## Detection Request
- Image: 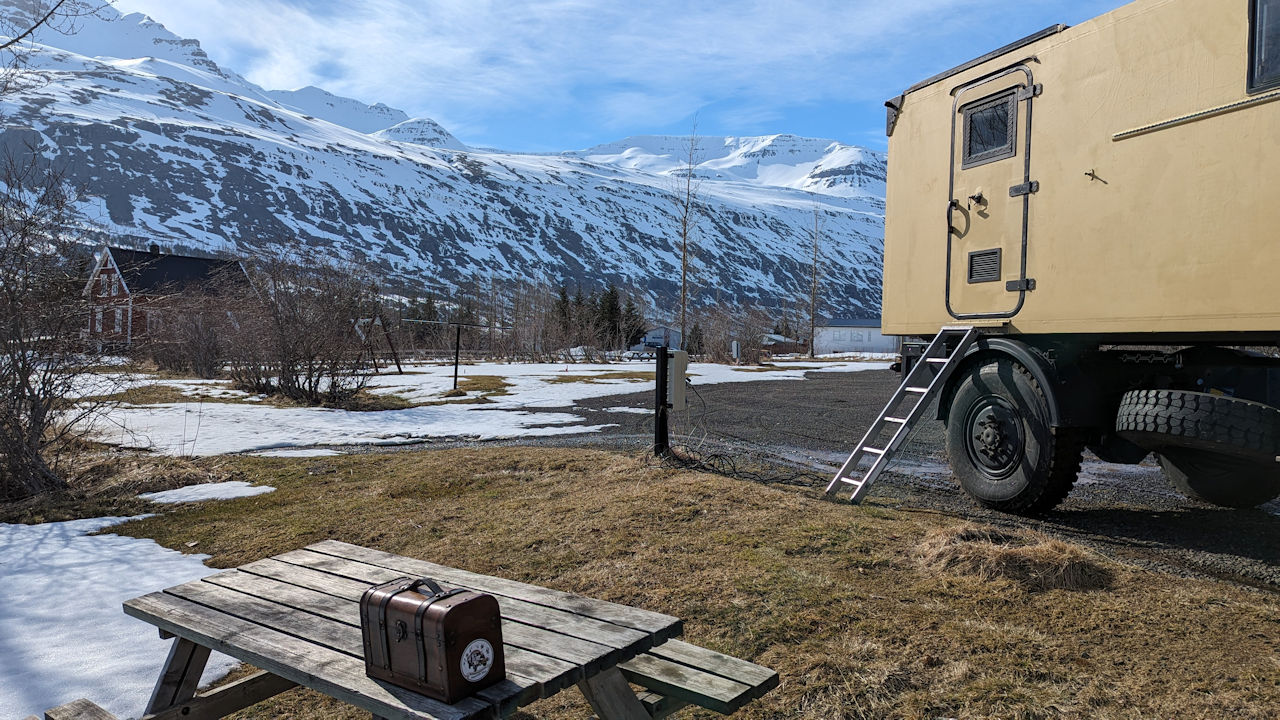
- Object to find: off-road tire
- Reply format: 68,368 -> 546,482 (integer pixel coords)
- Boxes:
945,358 -> 1085,514
1157,448 -> 1280,509
1115,389 -> 1280,463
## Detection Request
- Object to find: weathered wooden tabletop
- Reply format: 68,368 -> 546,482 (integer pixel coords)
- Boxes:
124,540 -> 683,720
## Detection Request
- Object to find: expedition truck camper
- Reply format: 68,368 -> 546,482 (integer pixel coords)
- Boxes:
827,0 -> 1280,511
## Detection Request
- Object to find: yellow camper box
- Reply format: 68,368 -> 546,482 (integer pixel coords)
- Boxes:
882,0 -> 1280,337
827,0 -> 1280,513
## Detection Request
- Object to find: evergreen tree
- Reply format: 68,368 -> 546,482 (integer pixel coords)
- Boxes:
554,285 -> 571,340
622,298 -> 646,348
596,285 -> 622,347
404,294 -> 439,346
687,322 -> 705,355
571,285 -> 588,345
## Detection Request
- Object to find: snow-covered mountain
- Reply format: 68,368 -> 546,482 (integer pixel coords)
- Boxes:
0,3 -> 886,313
569,135 -> 884,199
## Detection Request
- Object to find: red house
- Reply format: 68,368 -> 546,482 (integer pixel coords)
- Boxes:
84,245 -> 249,345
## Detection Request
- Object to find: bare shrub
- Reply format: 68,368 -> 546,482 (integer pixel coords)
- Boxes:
222,248 -> 378,406
143,274 -> 245,379
916,524 -> 1114,592
0,154 -> 115,498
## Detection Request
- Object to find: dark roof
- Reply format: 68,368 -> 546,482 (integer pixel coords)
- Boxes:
821,318 -> 881,328
107,247 -> 247,294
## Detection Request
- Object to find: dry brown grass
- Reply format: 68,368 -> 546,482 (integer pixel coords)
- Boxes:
337,391 -> 415,412
27,447 -> 1280,720
545,370 -> 654,384
0,451 -> 242,523
455,375 -> 512,395
916,525 -> 1114,592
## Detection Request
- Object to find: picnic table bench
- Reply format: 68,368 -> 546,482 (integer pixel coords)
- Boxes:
37,540 -> 777,720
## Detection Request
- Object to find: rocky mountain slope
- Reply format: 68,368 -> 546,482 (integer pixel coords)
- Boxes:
0,3 -> 886,314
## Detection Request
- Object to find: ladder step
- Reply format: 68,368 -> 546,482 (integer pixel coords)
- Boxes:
826,325 -> 980,503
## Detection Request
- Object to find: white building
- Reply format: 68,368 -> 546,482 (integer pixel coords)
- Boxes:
633,326 -> 682,351
814,318 -> 897,355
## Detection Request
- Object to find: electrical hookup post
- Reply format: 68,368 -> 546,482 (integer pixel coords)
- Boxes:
653,346 -> 689,457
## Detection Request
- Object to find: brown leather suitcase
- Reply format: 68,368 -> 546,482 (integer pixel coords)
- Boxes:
359,577 -> 505,703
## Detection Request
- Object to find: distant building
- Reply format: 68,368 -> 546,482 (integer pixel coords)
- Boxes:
814,318 -> 897,355
634,326 -> 683,351
760,333 -> 807,355
84,245 -> 249,345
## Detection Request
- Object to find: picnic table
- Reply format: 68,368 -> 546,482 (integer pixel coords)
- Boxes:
100,540 -> 777,720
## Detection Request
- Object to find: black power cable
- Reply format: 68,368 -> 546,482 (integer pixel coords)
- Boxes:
647,378 -> 831,488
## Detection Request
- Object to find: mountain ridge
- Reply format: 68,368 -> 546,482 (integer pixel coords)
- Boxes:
1,2 -> 887,314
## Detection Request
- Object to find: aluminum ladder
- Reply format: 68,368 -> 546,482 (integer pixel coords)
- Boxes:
825,325 -> 980,503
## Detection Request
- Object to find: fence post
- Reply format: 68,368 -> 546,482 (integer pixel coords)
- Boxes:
654,346 -> 670,457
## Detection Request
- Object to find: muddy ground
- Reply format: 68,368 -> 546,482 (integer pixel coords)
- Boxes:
519,367 -> 1280,592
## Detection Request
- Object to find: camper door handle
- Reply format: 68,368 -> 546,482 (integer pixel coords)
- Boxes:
946,199 -> 960,235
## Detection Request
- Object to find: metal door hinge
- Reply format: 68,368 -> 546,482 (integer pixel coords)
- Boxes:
1018,84 -> 1043,101
1006,278 -> 1037,292
1009,181 -> 1040,197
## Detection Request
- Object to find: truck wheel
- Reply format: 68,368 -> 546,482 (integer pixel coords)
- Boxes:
1115,389 -> 1280,463
1158,448 -> 1280,509
945,359 -> 1084,513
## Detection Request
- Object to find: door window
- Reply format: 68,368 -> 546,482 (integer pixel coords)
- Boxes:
1252,0 -> 1280,92
960,89 -> 1018,168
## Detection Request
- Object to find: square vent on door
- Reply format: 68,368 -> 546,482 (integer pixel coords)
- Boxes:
967,248 -> 1001,283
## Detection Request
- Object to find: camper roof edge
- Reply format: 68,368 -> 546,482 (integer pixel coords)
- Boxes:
895,23 -> 1069,100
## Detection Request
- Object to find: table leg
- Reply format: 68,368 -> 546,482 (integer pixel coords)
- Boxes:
577,668 -> 651,720
145,637 -> 212,714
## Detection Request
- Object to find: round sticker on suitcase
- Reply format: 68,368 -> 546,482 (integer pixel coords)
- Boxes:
461,638 -> 495,682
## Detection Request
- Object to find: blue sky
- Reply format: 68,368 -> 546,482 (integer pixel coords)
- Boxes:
111,0 -> 1128,152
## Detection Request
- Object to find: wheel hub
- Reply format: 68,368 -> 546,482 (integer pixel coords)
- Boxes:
964,399 -> 1025,479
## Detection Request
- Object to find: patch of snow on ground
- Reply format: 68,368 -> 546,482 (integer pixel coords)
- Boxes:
0,517 -> 235,719
139,481 -> 275,503
100,403 -> 616,456
94,360 -> 884,456
600,406 -> 651,415
250,448 -> 345,458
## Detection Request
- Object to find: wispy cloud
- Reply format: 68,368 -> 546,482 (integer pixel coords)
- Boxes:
109,0 -> 1125,148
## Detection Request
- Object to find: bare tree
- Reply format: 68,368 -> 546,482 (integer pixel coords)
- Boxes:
809,203 -> 823,358
670,121 -> 702,348
222,248 -> 379,406
0,153 -> 117,498
143,267 -> 248,379
1,1 -> 101,97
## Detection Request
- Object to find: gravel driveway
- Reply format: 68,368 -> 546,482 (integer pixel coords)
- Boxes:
567,367 -> 1280,590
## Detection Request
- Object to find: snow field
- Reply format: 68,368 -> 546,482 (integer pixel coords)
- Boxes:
93,360 -> 888,456
0,517 -> 237,719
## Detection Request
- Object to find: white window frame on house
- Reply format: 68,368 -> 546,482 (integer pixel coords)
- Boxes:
114,307 -> 122,333
94,309 -> 103,332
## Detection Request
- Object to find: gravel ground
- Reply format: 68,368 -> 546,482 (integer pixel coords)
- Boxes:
561,368 -> 1280,591
329,366 -> 1279,591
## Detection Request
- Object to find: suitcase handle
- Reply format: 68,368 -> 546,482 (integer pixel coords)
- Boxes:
406,577 -> 447,597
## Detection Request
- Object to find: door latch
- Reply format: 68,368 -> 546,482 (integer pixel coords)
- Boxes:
1009,181 -> 1040,197
1017,84 -> 1043,101
1006,279 -> 1037,292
